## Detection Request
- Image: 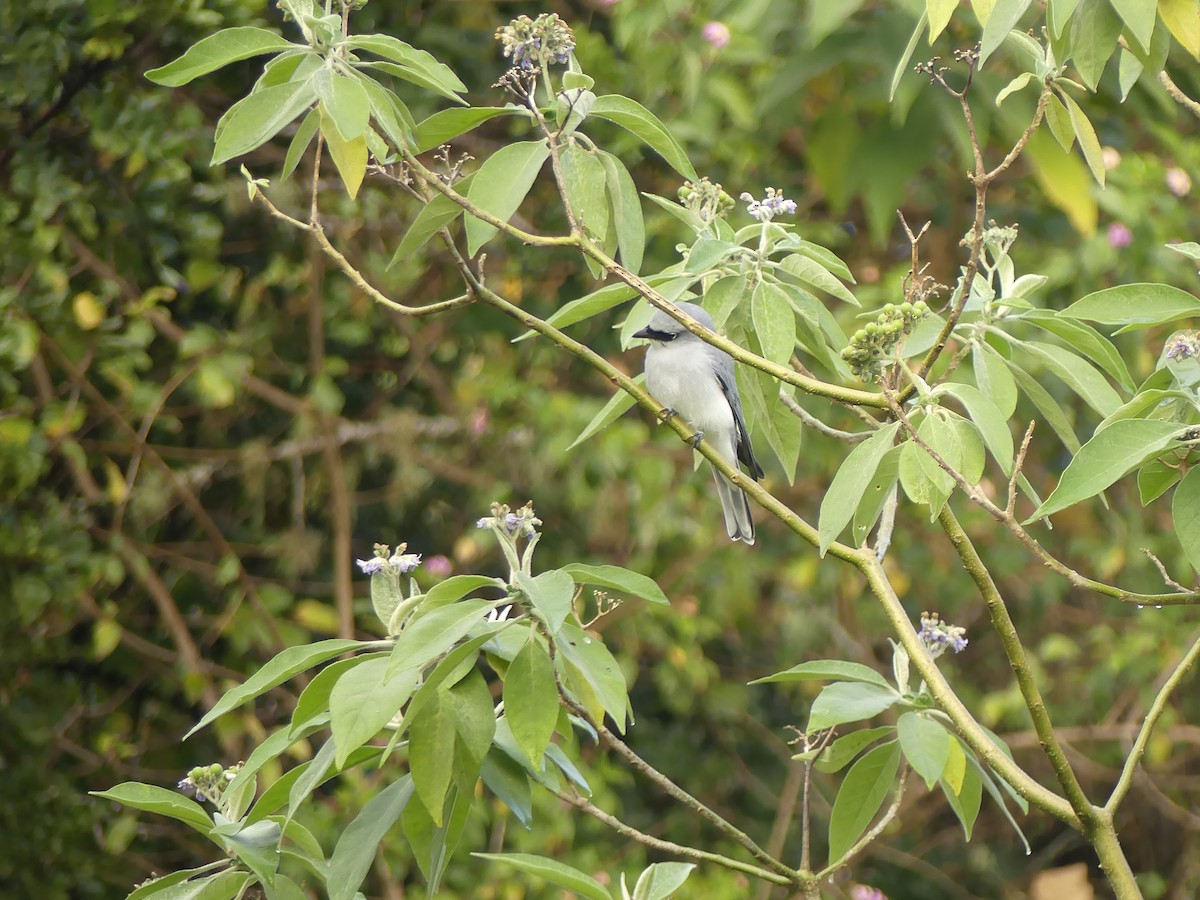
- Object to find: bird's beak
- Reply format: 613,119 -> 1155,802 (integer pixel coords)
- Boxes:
632,326 -> 654,341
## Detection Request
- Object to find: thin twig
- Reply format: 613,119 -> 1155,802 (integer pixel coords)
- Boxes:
778,391 -> 872,443
1159,69 -> 1200,119
1143,549 -> 1192,593
1006,421 -> 1036,517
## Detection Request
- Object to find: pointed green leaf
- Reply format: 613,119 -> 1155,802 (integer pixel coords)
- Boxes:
1019,339 -> 1122,416
588,95 -> 697,180
211,79 -> 317,166
897,712 -> 951,789
779,254 -> 859,306
562,563 -> 669,605
1049,0 -> 1084,37
814,726 -> 896,773
927,0 -> 959,42
828,741 -> 902,863
387,598 -> 501,677
939,383 -> 1014,474
1140,457 -> 1182,505
558,622 -> 629,732
445,669 -> 496,764
852,446 -> 901,546
330,658 -> 419,767
1059,283 -> 1200,330
980,0 -> 1034,66
356,72 -> 415,150
464,141 -> 550,255
322,73 -> 371,140
1030,419 -> 1190,520
752,283 -> 797,365
1058,91 -> 1105,185
1070,0 -> 1123,89
146,27 -> 296,86
1110,0 -> 1157,53
598,150 -> 645,275
1172,467 -> 1200,575
754,659 -> 891,687
480,750 -> 533,827
808,682 -> 901,731
347,35 -> 466,101
185,639 -> 363,738
409,691 -> 458,823
561,143 -> 609,241
282,108 -> 319,180
504,635 -> 559,767
515,570 -> 575,633
126,864 -> 234,900
327,777 -> 414,900
1045,92 -> 1075,149
941,753 -> 983,839
473,853 -> 612,900
1006,360 -> 1082,452
973,343 -> 1018,417
1021,310 -> 1134,390
890,11 -> 929,101
818,422 -> 901,555
388,174 -> 474,268
320,109 -> 367,199
90,783 -> 212,834
415,107 -> 525,153
567,381 -> 641,451
632,862 -> 696,900
996,71 -> 1036,105
422,573 -> 506,610
132,870 -> 251,900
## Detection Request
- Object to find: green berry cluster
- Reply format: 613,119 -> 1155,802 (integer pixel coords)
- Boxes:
841,300 -> 929,380
678,177 -> 735,224
178,762 -> 240,805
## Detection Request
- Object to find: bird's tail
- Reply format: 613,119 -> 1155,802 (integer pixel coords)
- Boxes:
712,468 -> 755,545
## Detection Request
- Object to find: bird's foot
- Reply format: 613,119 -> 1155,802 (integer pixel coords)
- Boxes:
657,407 -> 678,423
688,430 -> 705,449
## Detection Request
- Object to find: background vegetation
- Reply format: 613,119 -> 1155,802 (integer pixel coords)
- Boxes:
4,0 -> 1200,896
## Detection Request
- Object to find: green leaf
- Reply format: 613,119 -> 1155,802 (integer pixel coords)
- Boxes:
146,27 -> 296,86
751,283 -> 797,366
445,669 -> 496,764
588,95 -> 697,180
996,71 -> 1036,105
561,144 -> 609,241
472,853 -> 613,900
828,741 -> 902,864
778,254 -> 859,306
330,658 -> 419,767
321,73 -> 370,140
794,241 -> 855,283
1007,360 -> 1082,452
515,570 -> 575,633
347,35 -> 466,101
320,108 -> 367,199
567,381 -> 641,450
423,573 -> 506,610
131,870 -> 251,900
818,422 -> 901,556
968,749 -> 1031,852
558,622 -> 629,732
356,72 -> 415,150
1030,419 -> 1191,520
938,383 -> 1014,474
941,749 -> 983,839
327,777 -> 414,900
1025,128 -> 1096,234
767,387 -> 804,483
290,654 -> 384,738
562,563 -> 669,606
388,598 -> 501,677
126,864 -> 234,900
1050,0 -> 1084,38
890,11 -> 929,101
808,683 -> 901,731
897,712 -> 951,789
408,691 -> 458,823
1166,241 -> 1200,261
1044,92 -> 1076,150
632,862 -> 696,900
1110,0 -> 1157,53
753,659 -> 891,688
90,783 -> 211,834
852,446 -> 901,546
1139,456 -> 1182,505
815,726 -> 896,773
415,107 -> 524,153
1118,47 -> 1144,100
1020,310 -> 1134,390
948,413 -> 986,485
185,639 -> 363,738
403,781 -> 473,891
980,0 -> 1034,66
1070,0 -> 1123,89
973,343 -> 1018,418
545,741 -> 590,794
1059,283 -> 1200,331
211,80 -> 317,166
480,750 -> 533,827
504,635 -> 560,767
464,141 -> 550,256
281,108 -> 319,181
1173,467 -> 1200,575
598,150 -> 645,275
927,0 -> 959,42
1018,339 -> 1122,416
1057,90 -> 1105,185
684,238 -> 740,274
388,174 -> 474,268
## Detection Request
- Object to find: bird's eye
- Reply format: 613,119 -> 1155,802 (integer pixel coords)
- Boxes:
644,328 -> 677,342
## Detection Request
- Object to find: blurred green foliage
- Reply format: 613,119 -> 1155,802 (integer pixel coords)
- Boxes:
5,0 -> 1200,897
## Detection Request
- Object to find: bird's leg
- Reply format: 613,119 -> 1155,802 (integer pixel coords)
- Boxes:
656,407 -> 678,423
687,430 -> 705,449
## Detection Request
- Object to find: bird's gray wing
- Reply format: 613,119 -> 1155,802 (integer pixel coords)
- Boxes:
710,349 -> 765,480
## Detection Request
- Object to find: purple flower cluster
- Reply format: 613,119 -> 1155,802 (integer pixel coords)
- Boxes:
356,542 -> 423,576
917,611 -> 968,660
496,14 -> 575,70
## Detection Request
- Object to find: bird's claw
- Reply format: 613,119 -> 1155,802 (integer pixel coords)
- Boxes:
688,430 -> 705,449
657,407 -> 678,423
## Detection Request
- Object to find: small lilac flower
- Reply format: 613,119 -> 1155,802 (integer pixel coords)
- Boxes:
356,557 -> 386,575
741,187 -> 798,222
425,554 -> 453,577
1165,331 -> 1200,360
1166,167 -> 1192,197
390,552 -> 422,574
850,887 -> 888,900
476,517 -> 491,529
496,14 -> 575,70
1107,222 -> 1133,249
702,21 -> 731,49
917,611 -> 968,661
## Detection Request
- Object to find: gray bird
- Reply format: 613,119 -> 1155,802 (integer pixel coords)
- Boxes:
634,301 -> 765,544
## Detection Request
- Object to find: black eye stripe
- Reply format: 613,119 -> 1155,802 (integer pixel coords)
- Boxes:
643,328 -> 678,341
